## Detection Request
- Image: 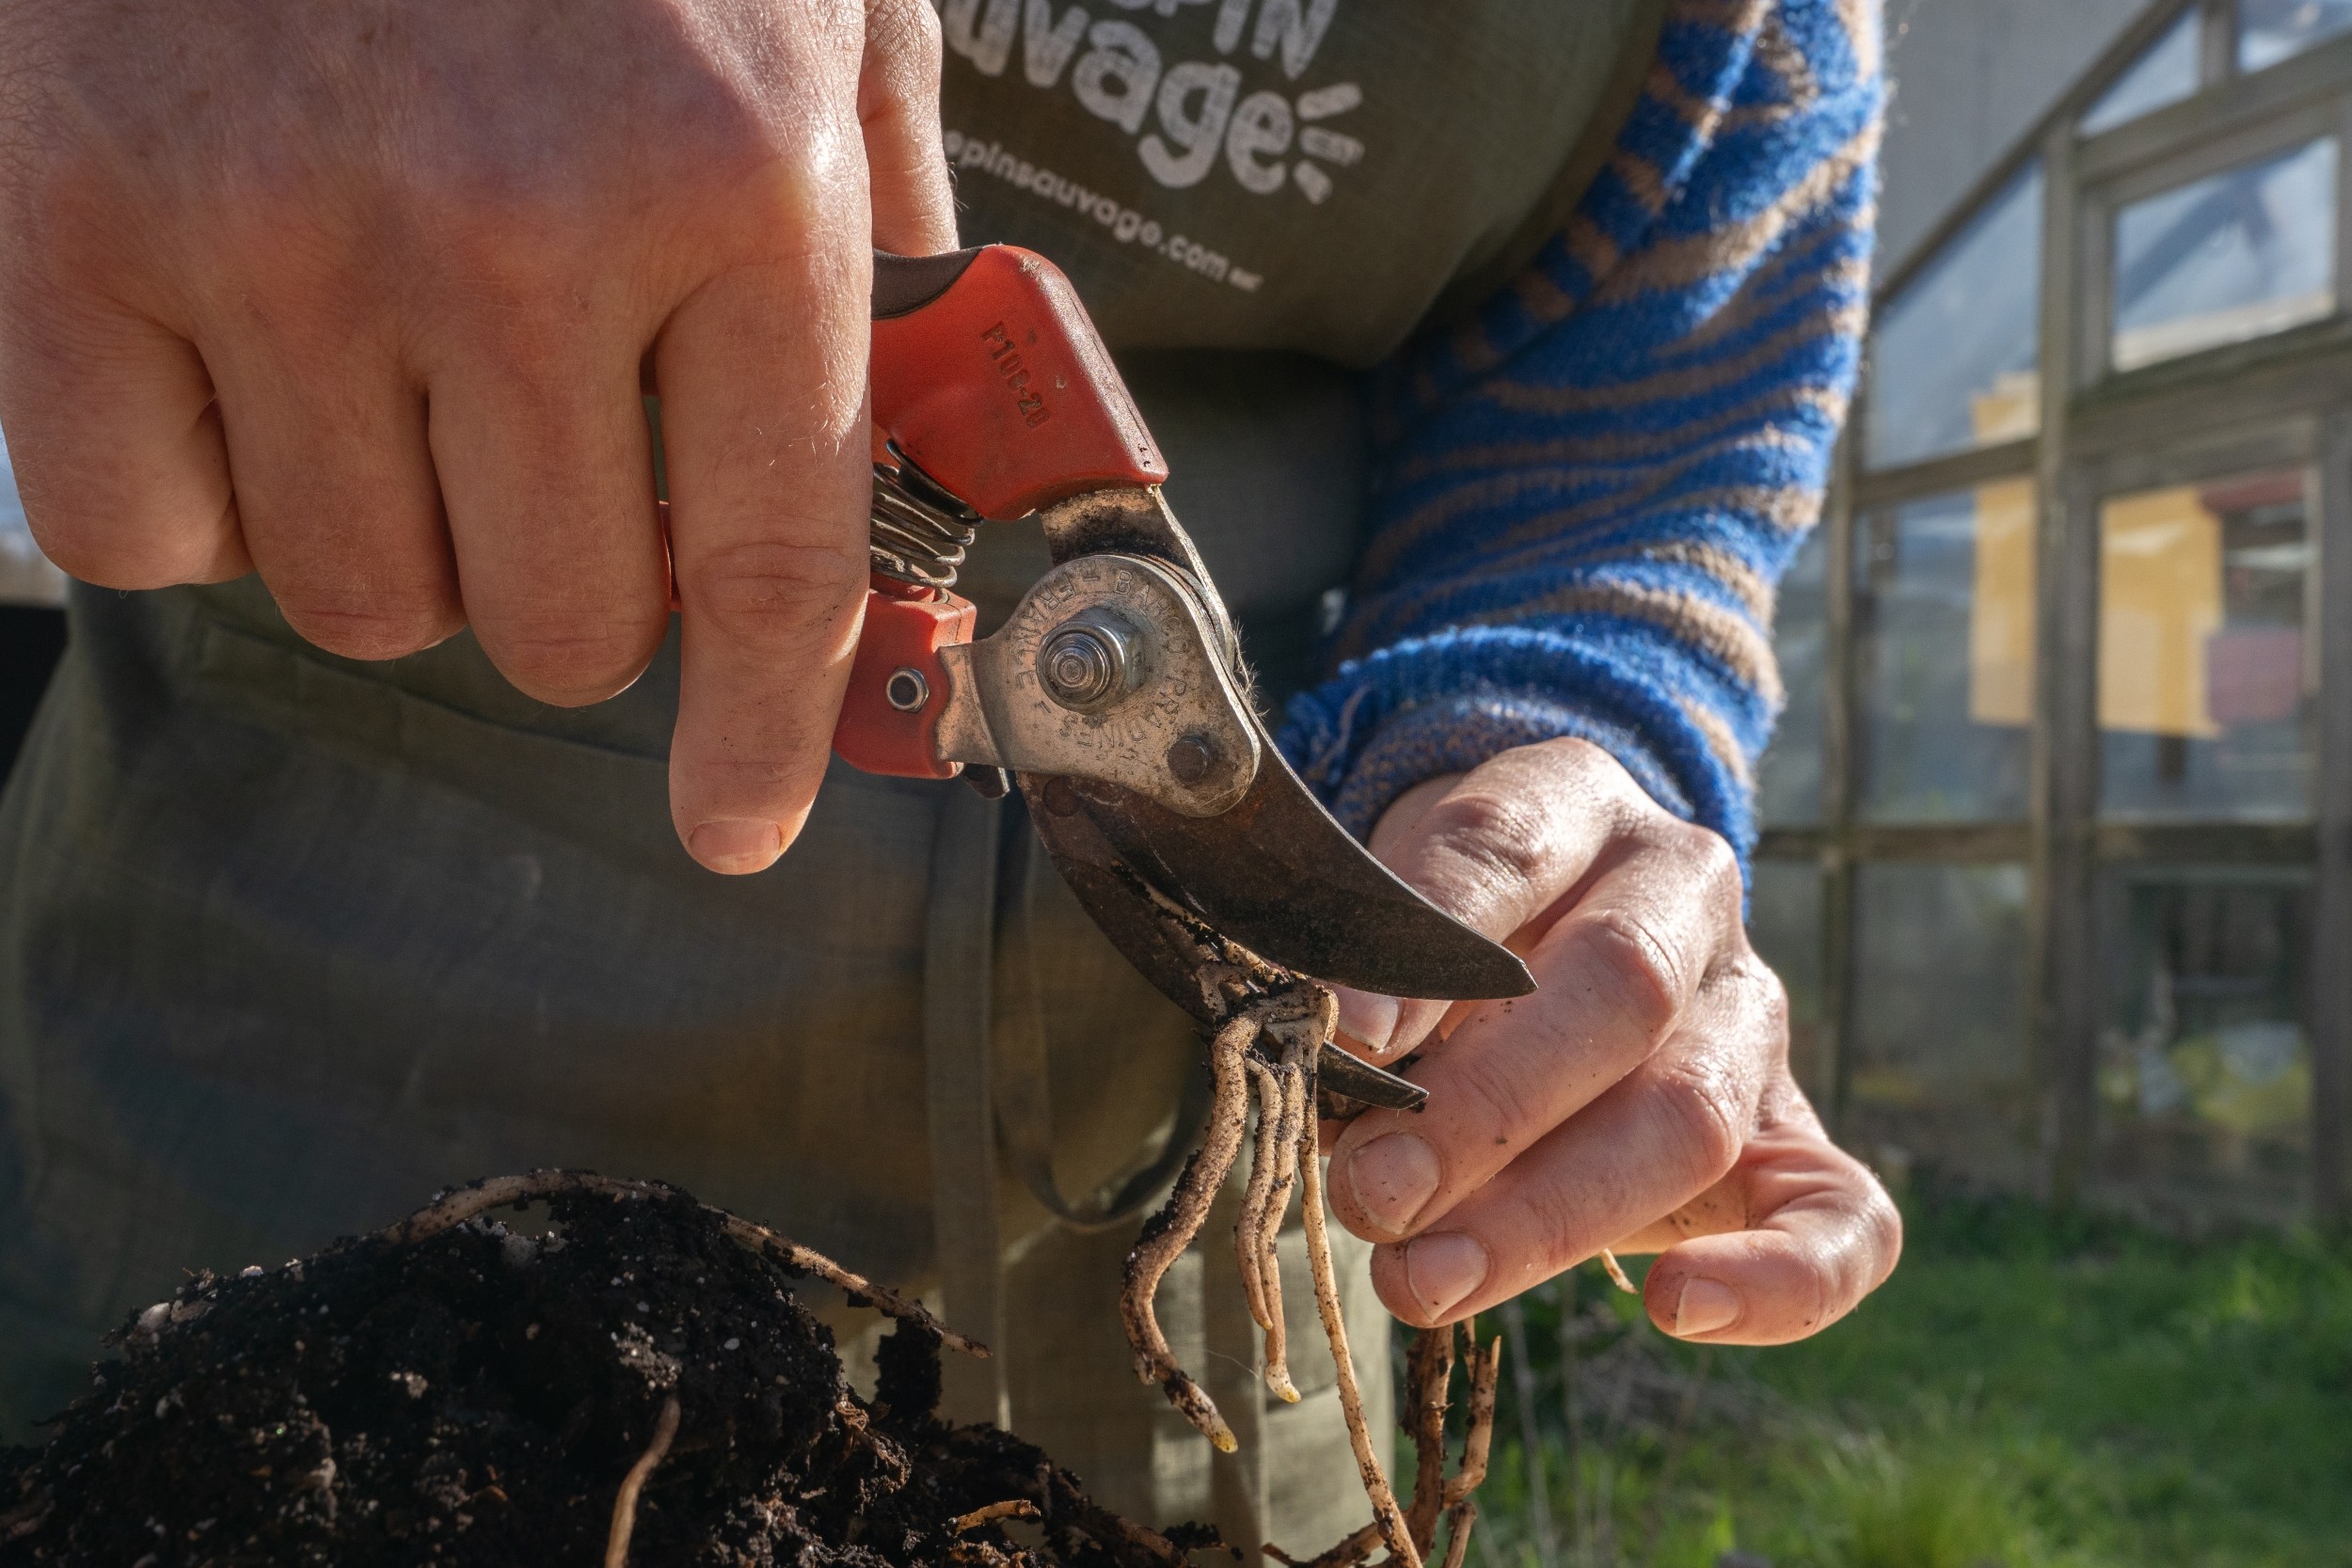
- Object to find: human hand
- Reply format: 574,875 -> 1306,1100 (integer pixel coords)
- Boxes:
0,0 -> 954,872
1325,739 -> 1901,1344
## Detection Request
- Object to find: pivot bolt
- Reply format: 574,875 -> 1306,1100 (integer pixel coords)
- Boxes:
884,667 -> 930,713
1038,610 -> 1139,713
1165,734 -> 1217,785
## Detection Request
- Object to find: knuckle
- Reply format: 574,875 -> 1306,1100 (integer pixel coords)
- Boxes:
1718,954 -> 1791,1052
1679,822 -> 1743,902
1531,735 -> 1612,776
1861,1181 -> 1905,1284
387,150 -> 611,299
1752,962 -> 1793,1042
1414,788 -> 1552,894
1521,1180 -> 1610,1275
1645,1061 -> 1748,1186
1535,736 -> 1645,809
1442,1048 -> 1546,1157
656,71 -> 852,214
1574,909 -> 1687,1044
681,536 -> 866,643
1641,812 -> 1740,904
421,201 -> 596,319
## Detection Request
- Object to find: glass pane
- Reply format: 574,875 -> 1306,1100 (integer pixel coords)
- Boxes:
2082,8 -> 2202,135
1855,482 -> 2036,822
1865,164 -> 2043,471
2098,468 -> 2312,819
0,428 -> 59,607
2099,872 -> 2311,1217
1748,861 -> 1825,1100
2240,0 -> 2352,71
1848,863 -> 2034,1185
1757,527 -> 1826,827
2111,138 -> 2338,372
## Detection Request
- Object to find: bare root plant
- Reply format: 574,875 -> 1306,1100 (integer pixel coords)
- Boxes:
1105,879 -> 1505,1568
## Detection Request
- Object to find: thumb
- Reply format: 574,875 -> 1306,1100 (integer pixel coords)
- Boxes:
1634,1105 -> 1903,1346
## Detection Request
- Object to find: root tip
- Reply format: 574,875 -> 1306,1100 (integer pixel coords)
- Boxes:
1597,1247 -> 1637,1294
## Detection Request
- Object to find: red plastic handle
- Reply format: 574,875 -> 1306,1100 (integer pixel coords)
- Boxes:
835,245 -> 1164,779
831,578 -> 977,780
869,245 -> 1167,521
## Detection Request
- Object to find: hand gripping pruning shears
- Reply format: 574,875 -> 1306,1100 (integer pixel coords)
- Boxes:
830,246 -> 1534,1111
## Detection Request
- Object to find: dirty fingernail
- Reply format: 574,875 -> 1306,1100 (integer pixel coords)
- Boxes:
1672,1275 -> 1742,1338
1333,988 -> 1401,1056
1346,1132 -> 1441,1235
689,818 -> 784,874
1403,1232 -> 1488,1322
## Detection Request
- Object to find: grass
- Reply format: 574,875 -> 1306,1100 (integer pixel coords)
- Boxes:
1447,1179 -> 2352,1568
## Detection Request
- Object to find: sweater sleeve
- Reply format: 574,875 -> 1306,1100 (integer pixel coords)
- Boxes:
1276,0 -> 1883,869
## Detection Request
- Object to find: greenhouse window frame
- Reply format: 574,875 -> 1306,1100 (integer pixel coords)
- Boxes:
1769,0 -> 2352,1224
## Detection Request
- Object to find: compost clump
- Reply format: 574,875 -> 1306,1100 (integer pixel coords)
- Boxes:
0,1173 -> 1216,1568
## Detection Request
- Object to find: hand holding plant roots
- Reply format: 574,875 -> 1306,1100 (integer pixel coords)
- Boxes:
1110,896 -> 1502,1568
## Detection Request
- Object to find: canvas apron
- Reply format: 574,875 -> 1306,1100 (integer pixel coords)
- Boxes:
0,0 -> 1659,1550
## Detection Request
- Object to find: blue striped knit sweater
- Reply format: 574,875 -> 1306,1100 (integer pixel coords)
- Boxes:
1278,0 -> 1882,869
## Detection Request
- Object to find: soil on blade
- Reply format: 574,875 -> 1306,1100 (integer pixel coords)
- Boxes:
0,1180 -> 1218,1568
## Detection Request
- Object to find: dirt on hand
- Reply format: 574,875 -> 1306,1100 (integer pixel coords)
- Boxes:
0,1175 -> 1223,1568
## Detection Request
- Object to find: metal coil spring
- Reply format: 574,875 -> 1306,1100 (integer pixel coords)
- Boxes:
868,455 -> 983,591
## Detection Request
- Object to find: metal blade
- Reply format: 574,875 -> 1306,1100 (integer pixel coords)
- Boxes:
1316,1047 -> 1431,1113
1014,775 -> 1432,1113
1020,746 -> 1534,1004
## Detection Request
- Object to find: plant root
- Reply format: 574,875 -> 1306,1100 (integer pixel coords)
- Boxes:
1298,1060 -> 1422,1568
602,1392 -> 680,1568
1235,1055 -> 1285,1336
1263,1521 -> 1381,1568
1451,1329 -> 1502,1506
1402,1323 -> 1456,1557
1252,1018 -> 1311,1403
1267,1316 -> 1502,1568
1120,1012 -> 1256,1452
1437,1498 -> 1478,1568
1597,1247 -> 1636,1293
388,1169 -> 988,1357
953,1500 -> 1043,1532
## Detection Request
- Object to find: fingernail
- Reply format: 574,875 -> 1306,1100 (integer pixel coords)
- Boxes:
1333,988 -> 1400,1056
1346,1132 -> 1441,1235
1672,1275 -> 1742,1338
689,818 -> 783,874
1402,1232 -> 1488,1322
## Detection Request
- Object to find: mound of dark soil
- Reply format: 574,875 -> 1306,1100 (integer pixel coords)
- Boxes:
0,1176 -> 1220,1568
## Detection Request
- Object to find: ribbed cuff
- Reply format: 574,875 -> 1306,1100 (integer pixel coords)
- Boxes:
1277,625 -> 1755,867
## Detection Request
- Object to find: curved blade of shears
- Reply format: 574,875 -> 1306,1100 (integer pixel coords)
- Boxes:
1021,752 -> 1533,1003
1015,770 -> 1450,1114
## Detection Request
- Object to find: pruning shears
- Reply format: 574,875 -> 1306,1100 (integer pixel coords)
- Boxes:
832,246 -> 1534,1110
